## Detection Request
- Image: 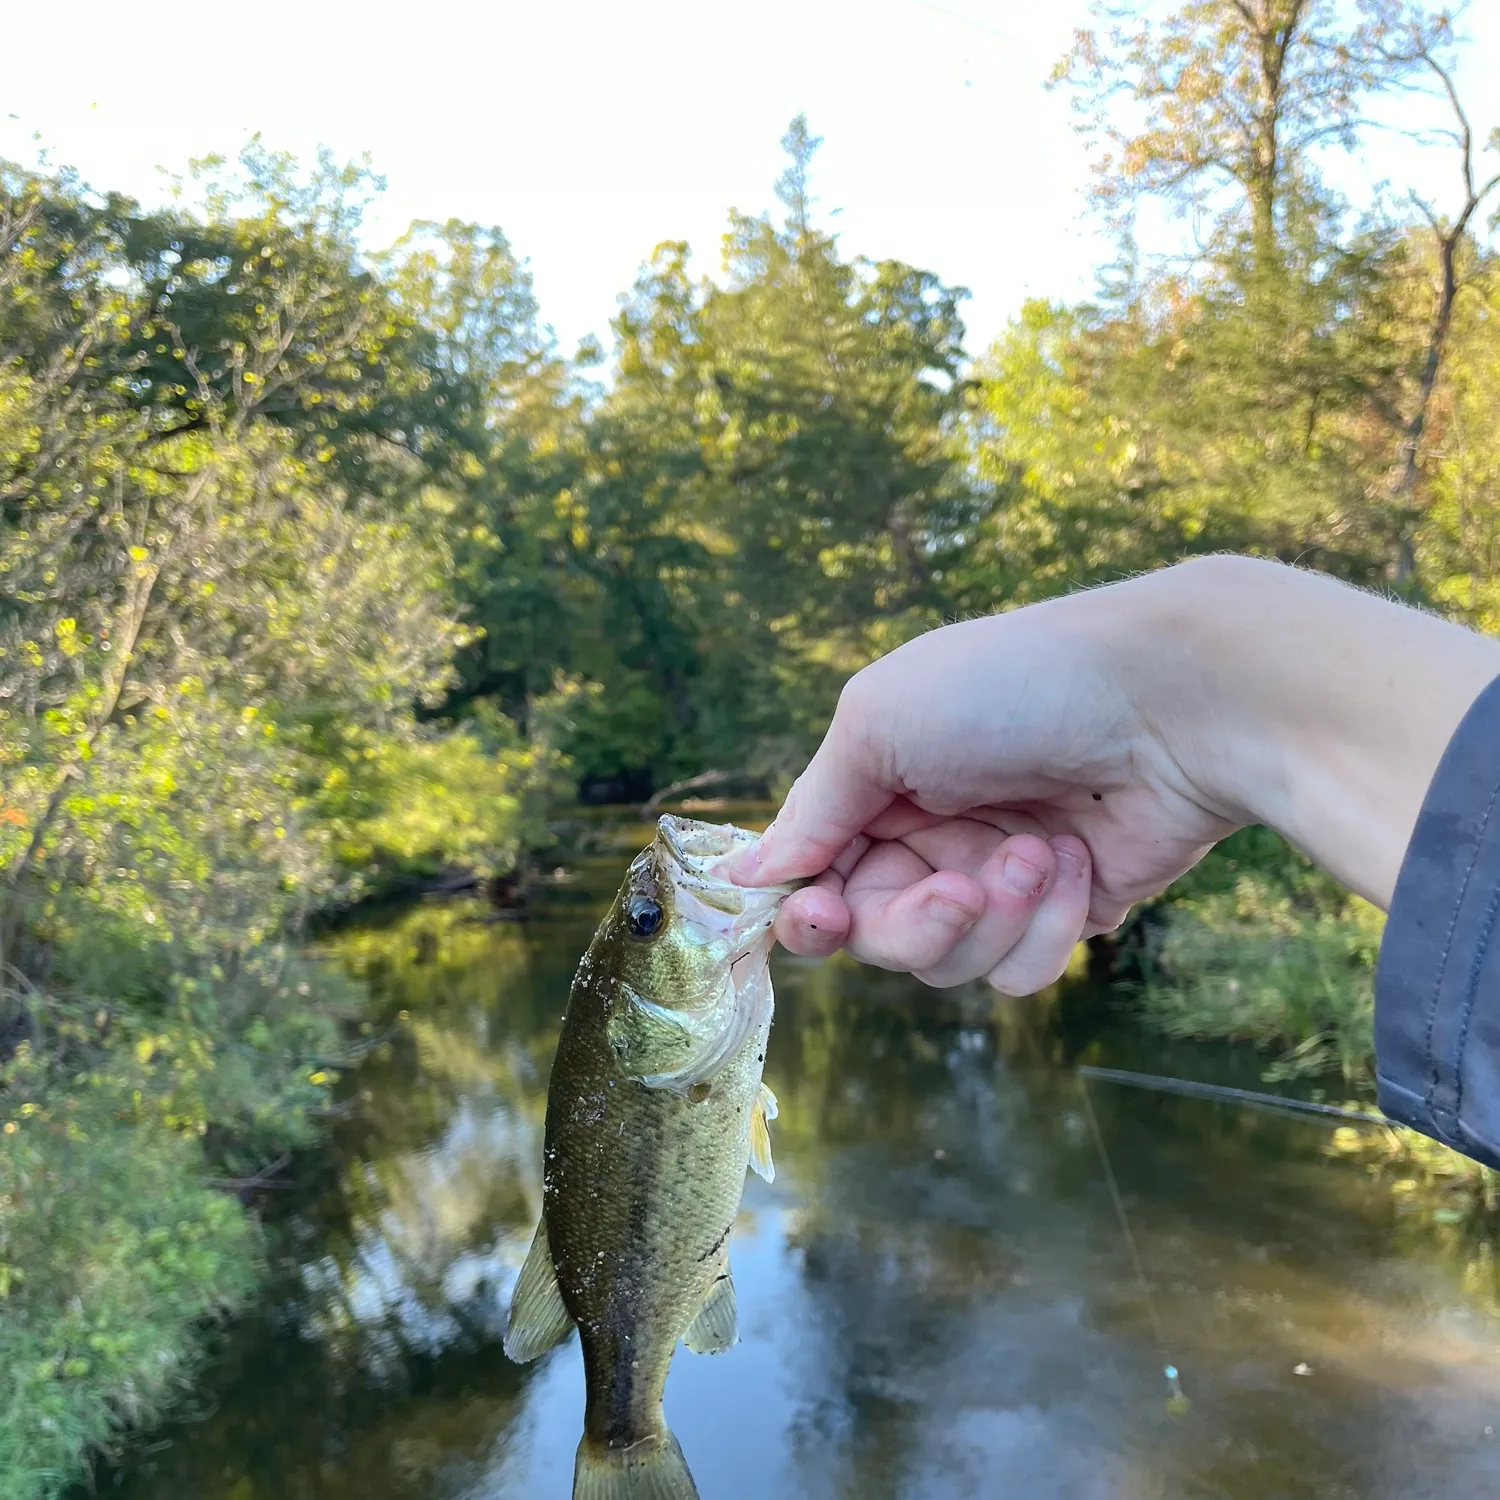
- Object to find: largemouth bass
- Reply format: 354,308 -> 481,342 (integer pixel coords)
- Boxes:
503,815 -> 795,1500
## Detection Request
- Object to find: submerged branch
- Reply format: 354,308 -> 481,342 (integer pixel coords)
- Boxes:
641,769 -> 769,818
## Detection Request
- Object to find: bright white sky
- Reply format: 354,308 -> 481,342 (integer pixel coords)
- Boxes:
3,0 -> 1497,361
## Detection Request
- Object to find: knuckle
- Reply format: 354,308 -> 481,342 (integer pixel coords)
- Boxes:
831,668 -> 901,785
1089,900 -> 1132,934
833,666 -> 879,730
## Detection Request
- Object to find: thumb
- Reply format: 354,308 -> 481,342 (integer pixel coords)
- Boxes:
729,714 -> 893,885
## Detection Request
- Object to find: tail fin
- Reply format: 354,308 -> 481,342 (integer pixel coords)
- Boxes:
573,1430 -> 700,1500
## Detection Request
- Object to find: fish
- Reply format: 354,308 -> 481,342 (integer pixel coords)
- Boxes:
503,814 -> 796,1500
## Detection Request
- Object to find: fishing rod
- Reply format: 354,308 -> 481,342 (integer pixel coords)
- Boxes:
1077,1065 -> 1387,1127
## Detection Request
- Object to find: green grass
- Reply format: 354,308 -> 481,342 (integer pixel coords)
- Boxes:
1132,827 -> 1383,1082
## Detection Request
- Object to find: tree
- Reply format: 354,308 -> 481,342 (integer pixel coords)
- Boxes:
976,1 -> 1497,598
1417,253 -> 1500,627
441,120 -> 981,793
1367,9 -> 1500,573
1055,0 -> 1440,267
0,145 -> 574,985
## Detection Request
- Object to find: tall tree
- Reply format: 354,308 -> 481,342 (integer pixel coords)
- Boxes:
1368,9 -> 1500,573
975,1 -> 1497,598
444,121 -> 980,792
1055,0 -> 1437,267
0,148 -> 524,965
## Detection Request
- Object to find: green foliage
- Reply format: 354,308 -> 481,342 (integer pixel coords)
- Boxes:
439,118 -> 978,789
0,935 -> 366,1499
971,1 -> 1496,1085
0,1037 -> 262,1500
1134,829 -> 1384,1081
313,697 -> 575,885
0,144 -> 558,1500
1418,241 -> 1500,630
976,2 -> 1495,604
1,8 -> 1498,1482
964,220 -> 1426,605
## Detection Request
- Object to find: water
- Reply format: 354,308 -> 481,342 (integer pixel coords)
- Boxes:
98,812 -> 1500,1500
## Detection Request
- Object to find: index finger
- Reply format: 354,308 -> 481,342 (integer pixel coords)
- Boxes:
729,707 -> 893,885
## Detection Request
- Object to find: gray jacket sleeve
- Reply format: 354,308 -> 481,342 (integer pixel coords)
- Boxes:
1376,673 -> 1500,1169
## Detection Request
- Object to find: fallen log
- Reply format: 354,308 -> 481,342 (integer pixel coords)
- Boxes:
640,768 -> 769,818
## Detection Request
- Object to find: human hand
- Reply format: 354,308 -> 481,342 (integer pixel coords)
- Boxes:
727,557 -> 1500,994
728,569 -> 1239,993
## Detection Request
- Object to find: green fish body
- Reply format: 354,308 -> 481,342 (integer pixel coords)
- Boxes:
504,816 -> 791,1500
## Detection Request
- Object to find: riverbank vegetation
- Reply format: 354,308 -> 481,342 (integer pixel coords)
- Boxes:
4,0 -> 1499,1493
1129,829 -> 1384,1082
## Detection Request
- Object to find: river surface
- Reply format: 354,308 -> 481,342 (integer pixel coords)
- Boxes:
96,811 -> 1500,1499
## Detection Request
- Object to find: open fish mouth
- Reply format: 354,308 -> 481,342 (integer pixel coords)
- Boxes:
656,814 -> 759,875
626,815 -> 793,1095
654,815 -> 796,954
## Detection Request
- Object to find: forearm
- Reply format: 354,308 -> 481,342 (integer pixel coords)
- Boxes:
1111,557 -> 1500,908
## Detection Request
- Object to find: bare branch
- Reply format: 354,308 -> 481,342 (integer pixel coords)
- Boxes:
1406,189 -> 1442,233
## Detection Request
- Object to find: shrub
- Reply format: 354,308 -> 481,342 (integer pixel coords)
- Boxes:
1134,828 -> 1384,1081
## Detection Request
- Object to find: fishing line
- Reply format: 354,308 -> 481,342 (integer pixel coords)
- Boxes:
1077,1065 -> 1386,1127
1078,1070 -> 1189,1413
1076,1063 -> 1388,1413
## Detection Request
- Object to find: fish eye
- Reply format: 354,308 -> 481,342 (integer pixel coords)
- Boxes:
626,896 -> 664,939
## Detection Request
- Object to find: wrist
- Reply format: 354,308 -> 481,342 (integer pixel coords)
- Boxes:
1115,556 -> 1500,907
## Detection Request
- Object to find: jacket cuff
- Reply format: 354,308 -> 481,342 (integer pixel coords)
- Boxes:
1375,672 -> 1500,1170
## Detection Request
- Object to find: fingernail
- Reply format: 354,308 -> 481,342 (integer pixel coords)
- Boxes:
928,894 -> 978,934
1055,847 -> 1086,881
1001,852 -> 1048,898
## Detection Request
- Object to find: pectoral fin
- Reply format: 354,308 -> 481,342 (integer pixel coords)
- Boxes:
748,1082 -> 778,1183
683,1271 -> 738,1354
503,1219 -> 573,1362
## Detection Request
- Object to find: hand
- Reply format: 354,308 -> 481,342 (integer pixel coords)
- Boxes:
728,557 -> 1500,994
729,572 -> 1240,993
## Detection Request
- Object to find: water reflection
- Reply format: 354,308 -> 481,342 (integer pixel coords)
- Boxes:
95,817 -> 1500,1499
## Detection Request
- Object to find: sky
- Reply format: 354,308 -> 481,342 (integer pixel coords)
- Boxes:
2,0 -> 1497,361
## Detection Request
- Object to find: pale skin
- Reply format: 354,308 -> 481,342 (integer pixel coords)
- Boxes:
726,556 -> 1500,995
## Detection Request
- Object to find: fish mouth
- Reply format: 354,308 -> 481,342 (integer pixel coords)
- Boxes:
628,816 -> 791,1095
654,815 -> 796,952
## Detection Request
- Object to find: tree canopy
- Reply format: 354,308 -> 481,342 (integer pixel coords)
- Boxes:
2,15 -> 1500,1491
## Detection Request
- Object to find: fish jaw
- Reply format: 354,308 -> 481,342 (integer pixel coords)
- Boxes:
653,814 -> 797,956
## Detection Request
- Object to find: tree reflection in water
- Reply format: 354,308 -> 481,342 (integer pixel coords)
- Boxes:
96,825 -> 1500,1500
